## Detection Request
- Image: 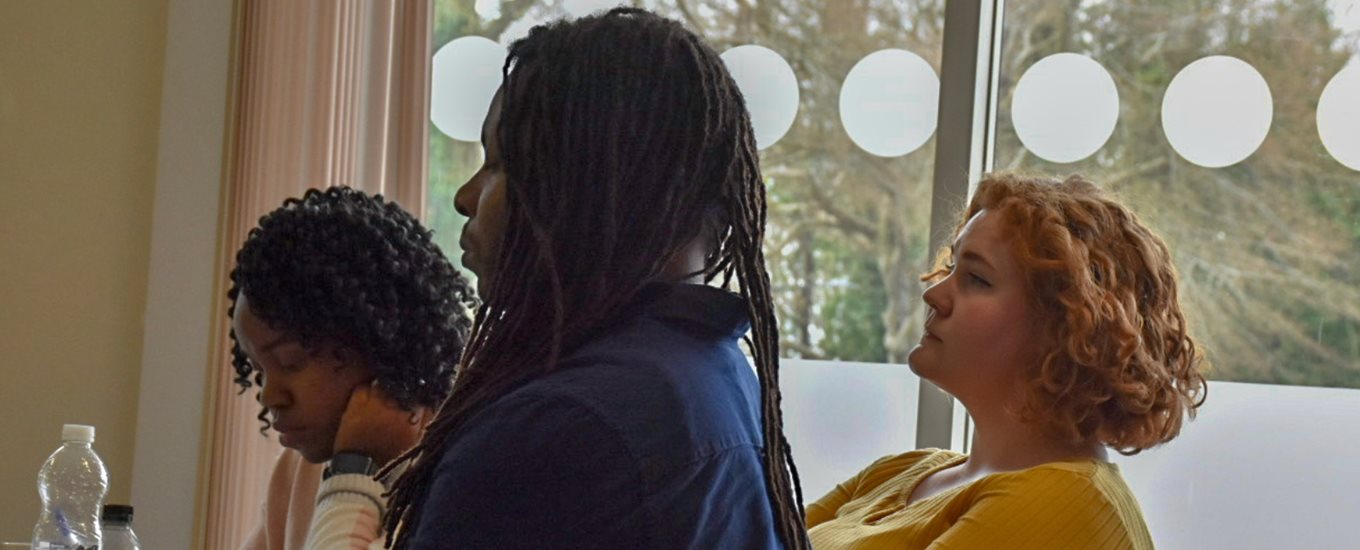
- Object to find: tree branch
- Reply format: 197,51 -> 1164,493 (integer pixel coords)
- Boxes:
780,339 -> 826,360
481,0 -> 538,39
798,172 -> 878,240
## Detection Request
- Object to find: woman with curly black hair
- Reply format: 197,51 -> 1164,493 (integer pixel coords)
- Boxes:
229,186 -> 475,550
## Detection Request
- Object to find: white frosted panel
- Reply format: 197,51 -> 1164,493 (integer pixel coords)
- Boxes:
430,37 -> 506,142
721,45 -> 800,150
1011,53 -> 1119,163
1160,56 -> 1273,168
1318,64 -> 1360,171
781,359 -> 919,501
839,49 -> 939,157
1113,381 -> 1360,550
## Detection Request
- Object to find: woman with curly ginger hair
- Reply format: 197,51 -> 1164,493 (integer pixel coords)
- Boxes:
229,186 -> 475,550
807,173 -> 1207,550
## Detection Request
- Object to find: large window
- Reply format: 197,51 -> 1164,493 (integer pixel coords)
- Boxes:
426,0 -> 949,497
430,0 -> 1360,390
427,0 -> 946,366
995,0 -> 1360,388
986,2 -> 1360,548
425,1 -> 1360,547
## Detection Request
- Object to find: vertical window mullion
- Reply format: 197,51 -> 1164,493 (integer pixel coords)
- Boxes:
917,0 -> 1006,451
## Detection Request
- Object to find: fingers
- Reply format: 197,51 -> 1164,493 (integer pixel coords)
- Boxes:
335,383 -> 427,463
345,381 -> 413,420
347,383 -> 370,404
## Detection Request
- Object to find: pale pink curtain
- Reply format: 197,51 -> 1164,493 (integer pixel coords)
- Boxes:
201,1 -> 432,548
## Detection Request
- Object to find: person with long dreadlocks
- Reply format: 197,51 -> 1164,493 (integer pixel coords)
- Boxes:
300,7 -> 810,550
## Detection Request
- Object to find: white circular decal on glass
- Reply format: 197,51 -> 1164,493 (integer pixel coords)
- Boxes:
839,49 -> 939,157
1318,64 -> 1360,171
431,36 -> 507,142
721,45 -> 800,150
1011,53 -> 1119,163
1161,56 -> 1273,168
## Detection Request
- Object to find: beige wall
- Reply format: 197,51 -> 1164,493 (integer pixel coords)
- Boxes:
132,0 -> 234,545
0,0 -> 169,539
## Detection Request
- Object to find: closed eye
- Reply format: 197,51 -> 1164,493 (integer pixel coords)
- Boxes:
944,261 -> 989,285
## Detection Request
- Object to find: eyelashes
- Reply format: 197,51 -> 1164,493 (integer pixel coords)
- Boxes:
944,261 -> 992,287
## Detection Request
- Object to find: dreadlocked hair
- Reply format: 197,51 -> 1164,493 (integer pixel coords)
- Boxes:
382,8 -> 809,549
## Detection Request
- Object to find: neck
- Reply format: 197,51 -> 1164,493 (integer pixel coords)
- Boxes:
657,235 -> 712,285
959,401 -> 1108,476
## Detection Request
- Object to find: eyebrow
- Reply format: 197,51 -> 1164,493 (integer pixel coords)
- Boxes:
949,243 -> 997,271
256,335 -> 293,356
960,251 -> 996,271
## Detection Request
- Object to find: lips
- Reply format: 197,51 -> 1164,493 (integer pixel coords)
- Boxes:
922,311 -> 940,342
273,424 -> 305,447
271,417 -> 304,432
458,235 -> 477,272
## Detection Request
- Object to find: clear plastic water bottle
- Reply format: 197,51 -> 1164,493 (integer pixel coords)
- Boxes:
32,424 -> 108,550
99,505 -> 141,550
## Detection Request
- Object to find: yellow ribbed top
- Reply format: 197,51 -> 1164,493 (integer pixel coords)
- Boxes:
807,449 -> 1153,550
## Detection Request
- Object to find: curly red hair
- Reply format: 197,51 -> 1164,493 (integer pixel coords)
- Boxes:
927,173 -> 1208,454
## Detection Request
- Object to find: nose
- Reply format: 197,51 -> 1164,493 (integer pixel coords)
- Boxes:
922,277 -> 952,318
454,174 -> 480,218
258,372 -> 291,411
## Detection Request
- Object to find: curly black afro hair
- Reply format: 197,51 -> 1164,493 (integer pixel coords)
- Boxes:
227,186 -> 476,427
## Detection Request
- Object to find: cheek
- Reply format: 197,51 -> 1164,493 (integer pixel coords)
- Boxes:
959,304 -> 1033,365
301,367 -> 365,417
482,182 -> 509,242
997,322 -> 1040,375
470,180 -> 510,279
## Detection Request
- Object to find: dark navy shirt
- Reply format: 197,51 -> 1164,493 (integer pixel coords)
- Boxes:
409,283 -> 780,549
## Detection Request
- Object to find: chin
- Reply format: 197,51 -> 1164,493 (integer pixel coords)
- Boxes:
907,352 -> 949,393
907,347 -> 929,376
296,445 -> 333,464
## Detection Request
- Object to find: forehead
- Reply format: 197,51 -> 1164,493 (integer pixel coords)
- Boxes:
232,293 -> 258,331
956,210 -> 1022,269
232,294 -> 285,348
480,89 -> 504,144
956,210 -> 1006,251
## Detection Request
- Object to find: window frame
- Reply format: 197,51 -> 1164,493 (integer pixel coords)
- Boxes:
916,0 -> 1006,450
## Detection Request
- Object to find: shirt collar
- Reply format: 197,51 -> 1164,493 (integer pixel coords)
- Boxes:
631,282 -> 751,339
